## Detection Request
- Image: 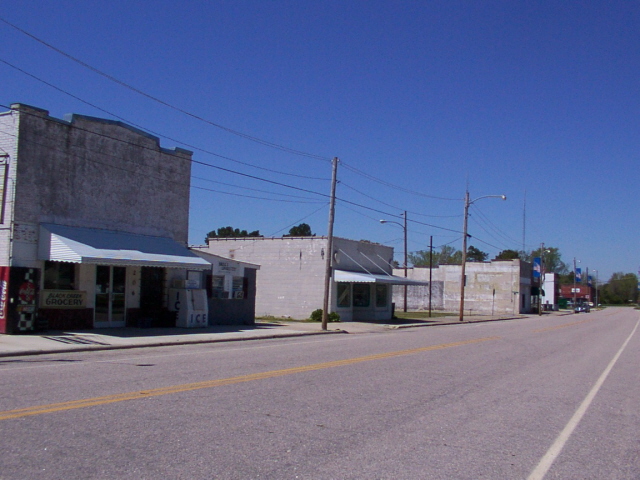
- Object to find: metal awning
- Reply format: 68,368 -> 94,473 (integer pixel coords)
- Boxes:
39,224 -> 211,269
334,269 -> 428,285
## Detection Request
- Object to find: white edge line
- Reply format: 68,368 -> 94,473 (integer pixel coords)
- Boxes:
528,317 -> 640,480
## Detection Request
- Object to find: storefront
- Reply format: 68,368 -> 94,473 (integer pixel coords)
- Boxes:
191,250 -> 260,325
333,269 -> 427,321
0,223 -> 211,333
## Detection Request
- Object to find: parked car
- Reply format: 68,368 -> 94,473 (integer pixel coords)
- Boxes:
574,303 -> 590,313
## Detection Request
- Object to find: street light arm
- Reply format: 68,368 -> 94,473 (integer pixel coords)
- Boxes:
379,219 -> 404,228
469,194 -> 507,205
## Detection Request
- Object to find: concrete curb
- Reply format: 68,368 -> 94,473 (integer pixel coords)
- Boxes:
0,311 -> 576,358
0,329 -> 345,358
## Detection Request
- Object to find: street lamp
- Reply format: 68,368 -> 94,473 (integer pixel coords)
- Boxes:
380,211 -> 408,312
538,244 -> 551,316
573,257 -> 581,310
459,191 -> 507,321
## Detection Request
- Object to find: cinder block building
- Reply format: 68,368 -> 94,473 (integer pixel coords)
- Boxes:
193,236 -> 423,321
0,103 -> 255,333
393,259 -> 533,315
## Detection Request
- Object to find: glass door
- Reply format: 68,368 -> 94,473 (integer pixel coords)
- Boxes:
95,266 -> 126,327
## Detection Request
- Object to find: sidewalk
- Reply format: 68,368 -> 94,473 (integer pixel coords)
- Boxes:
0,311 -> 572,358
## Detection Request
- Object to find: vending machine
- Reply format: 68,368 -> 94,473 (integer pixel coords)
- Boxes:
168,281 -> 208,328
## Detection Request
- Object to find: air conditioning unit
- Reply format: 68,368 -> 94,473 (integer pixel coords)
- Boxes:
233,291 -> 244,299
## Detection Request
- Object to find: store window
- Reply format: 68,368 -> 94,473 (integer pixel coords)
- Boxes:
353,283 -> 370,307
232,276 -> 245,299
376,284 -> 388,308
210,275 -> 226,298
44,261 -> 76,290
337,283 -> 351,308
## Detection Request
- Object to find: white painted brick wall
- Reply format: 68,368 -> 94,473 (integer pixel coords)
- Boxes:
10,104 -> 192,244
194,237 -> 395,320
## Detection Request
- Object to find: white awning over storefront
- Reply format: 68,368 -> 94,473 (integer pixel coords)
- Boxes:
39,224 -> 211,269
334,269 -> 428,285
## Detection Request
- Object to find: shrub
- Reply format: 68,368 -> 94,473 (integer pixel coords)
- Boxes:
309,309 -> 340,322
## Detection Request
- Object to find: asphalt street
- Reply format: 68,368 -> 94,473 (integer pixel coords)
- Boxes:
0,307 -> 638,479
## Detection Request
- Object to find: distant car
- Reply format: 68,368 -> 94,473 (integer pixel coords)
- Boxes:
574,304 -> 590,313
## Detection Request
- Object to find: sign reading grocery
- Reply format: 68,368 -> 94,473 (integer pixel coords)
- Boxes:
41,290 -> 87,309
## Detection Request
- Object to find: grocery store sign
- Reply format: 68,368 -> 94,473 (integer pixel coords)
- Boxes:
41,290 -> 87,309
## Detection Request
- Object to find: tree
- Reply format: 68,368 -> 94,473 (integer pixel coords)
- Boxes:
494,249 -> 520,260
205,226 -> 262,242
523,246 -> 568,274
600,272 -> 638,304
284,223 -> 314,237
408,245 -> 462,267
466,245 -> 488,262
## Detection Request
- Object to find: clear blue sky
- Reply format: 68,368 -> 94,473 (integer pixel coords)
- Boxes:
2,1 -> 638,282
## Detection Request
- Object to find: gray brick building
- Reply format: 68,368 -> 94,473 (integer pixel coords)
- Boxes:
0,103 -> 215,333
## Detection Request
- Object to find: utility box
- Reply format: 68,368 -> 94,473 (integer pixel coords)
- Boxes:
168,288 -> 208,328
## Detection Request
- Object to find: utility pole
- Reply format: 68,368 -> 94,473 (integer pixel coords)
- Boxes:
322,157 -> 338,331
428,235 -> 433,318
538,242 -> 544,316
459,191 -> 506,322
459,191 -> 470,322
572,257 -> 579,310
403,211 -> 408,312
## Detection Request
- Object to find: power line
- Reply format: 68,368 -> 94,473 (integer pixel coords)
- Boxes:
1,104 -> 332,200
340,181 -> 462,218
0,125 -> 323,205
191,175 -> 324,201
0,17 -> 331,162
341,161 -> 461,201
0,58 -> 330,182
4,104 -> 470,236
267,203 -> 329,236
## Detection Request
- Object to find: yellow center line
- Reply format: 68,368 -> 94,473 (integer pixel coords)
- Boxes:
533,318 -> 596,333
0,336 -> 500,421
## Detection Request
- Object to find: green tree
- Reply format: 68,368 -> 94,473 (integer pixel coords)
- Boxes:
408,245 -> 462,267
523,246 -> 568,274
206,226 -> 262,242
494,249 -> 520,260
466,245 -> 488,262
600,273 -> 638,304
284,223 -> 314,237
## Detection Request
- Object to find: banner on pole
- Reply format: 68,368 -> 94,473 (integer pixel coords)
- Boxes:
533,257 -> 541,278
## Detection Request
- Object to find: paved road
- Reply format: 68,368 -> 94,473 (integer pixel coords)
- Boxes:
1,307 -> 638,479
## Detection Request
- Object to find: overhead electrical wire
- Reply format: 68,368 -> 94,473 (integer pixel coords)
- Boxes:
0,23 -> 474,228
0,16 -> 331,162
341,161 -> 461,201
0,126 -> 322,205
191,175 -> 325,201
3,106 -> 465,233
340,181 -> 463,218
472,205 -> 521,247
0,58 -> 329,182
0,28 -> 479,237
267,203 -> 329,237
0,20 -> 492,211
0,104 -> 331,199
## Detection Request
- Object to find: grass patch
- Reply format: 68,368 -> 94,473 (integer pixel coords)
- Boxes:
394,311 -> 455,320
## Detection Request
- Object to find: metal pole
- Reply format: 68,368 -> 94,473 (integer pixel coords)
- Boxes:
459,191 -> 470,321
539,242 -> 544,316
573,257 -> 577,311
403,211 -> 408,312
322,157 -> 338,330
428,235 -> 433,318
